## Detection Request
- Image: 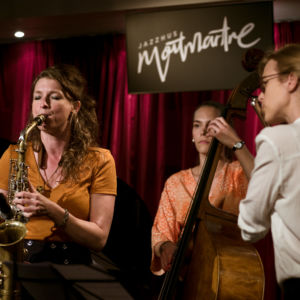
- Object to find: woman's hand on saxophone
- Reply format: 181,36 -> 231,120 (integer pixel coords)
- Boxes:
13,181 -> 55,218
13,181 -> 70,229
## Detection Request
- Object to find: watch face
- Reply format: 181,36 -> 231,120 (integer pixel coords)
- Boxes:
233,141 -> 245,151
236,142 -> 243,148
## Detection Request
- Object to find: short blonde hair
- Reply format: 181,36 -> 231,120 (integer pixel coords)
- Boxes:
258,44 -> 300,81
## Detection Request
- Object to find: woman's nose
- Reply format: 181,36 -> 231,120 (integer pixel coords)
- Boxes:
258,91 -> 264,103
40,96 -> 50,107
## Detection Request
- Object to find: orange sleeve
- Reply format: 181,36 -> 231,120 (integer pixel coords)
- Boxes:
151,179 -> 180,275
151,170 -> 195,275
0,145 -> 15,191
90,148 -> 117,196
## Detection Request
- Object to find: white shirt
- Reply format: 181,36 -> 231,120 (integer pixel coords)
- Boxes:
238,118 -> 300,284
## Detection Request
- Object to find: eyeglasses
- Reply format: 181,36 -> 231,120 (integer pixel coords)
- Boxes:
259,72 -> 289,93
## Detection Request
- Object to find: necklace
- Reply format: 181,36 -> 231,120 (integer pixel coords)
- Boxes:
42,166 -> 61,188
36,146 -> 62,189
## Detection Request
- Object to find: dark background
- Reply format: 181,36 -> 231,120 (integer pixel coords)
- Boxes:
126,1 -> 273,93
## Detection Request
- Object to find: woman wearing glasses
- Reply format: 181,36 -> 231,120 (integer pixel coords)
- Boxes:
238,43 -> 300,299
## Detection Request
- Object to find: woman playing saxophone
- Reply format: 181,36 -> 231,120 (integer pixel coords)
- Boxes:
0,64 -> 117,264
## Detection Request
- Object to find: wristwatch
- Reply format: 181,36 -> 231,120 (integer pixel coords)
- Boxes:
232,140 -> 245,151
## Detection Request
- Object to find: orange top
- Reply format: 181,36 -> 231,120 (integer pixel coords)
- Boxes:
151,161 -> 248,275
0,144 -> 117,241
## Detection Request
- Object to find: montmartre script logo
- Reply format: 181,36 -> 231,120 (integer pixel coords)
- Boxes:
137,17 -> 260,82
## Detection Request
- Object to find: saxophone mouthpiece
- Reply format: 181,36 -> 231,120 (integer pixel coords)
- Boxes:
34,114 -> 47,125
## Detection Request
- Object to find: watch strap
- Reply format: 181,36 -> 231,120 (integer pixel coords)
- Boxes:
232,140 -> 245,151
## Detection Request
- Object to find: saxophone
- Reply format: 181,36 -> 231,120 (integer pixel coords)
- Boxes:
0,114 -> 46,299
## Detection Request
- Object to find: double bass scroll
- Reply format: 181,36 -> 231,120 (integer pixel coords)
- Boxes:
158,71 -> 265,300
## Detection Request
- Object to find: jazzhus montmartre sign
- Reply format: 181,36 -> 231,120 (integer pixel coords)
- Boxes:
126,1 -> 273,94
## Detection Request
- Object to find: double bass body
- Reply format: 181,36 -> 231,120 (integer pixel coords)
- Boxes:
182,202 -> 264,299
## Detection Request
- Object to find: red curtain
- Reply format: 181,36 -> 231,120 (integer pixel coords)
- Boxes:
0,21 -> 299,299
2,23 -> 300,217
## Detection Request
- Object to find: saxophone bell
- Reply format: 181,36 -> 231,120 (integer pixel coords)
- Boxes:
0,220 -> 27,300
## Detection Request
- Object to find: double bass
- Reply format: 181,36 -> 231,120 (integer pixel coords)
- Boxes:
158,71 -> 265,299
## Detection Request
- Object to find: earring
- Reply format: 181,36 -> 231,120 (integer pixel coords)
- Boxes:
192,138 -> 195,143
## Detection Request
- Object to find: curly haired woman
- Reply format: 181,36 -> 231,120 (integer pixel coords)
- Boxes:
0,64 -> 117,264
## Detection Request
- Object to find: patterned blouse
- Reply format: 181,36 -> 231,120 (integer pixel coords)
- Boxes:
151,160 -> 248,275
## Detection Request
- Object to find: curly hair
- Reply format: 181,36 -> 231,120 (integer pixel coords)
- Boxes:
27,64 -> 99,183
